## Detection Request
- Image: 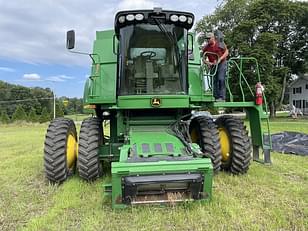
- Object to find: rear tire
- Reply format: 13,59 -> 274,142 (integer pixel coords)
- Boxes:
189,116 -> 222,173
215,115 -> 252,174
44,118 -> 77,183
78,117 -> 103,181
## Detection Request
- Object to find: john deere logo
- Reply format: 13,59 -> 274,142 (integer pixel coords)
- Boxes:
151,98 -> 161,107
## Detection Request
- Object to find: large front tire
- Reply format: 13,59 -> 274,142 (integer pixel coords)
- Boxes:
77,117 -> 103,181
215,115 -> 252,174
189,116 -> 222,173
44,118 -> 78,183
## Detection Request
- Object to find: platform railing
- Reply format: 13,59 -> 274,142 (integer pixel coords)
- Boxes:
230,57 -> 272,162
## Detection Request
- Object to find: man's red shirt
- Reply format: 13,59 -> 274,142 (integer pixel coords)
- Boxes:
203,42 -> 226,63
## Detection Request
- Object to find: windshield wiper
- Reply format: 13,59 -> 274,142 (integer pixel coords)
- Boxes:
153,18 -> 183,89
153,18 -> 175,45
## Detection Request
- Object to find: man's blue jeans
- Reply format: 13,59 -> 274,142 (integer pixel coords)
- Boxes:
213,60 -> 226,100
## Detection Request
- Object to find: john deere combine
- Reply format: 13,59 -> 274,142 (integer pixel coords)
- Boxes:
44,8 -> 271,208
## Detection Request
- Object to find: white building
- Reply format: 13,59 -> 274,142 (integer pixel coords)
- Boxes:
289,74 -> 308,114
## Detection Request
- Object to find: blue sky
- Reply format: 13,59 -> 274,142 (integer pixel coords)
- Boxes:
0,0 -> 219,97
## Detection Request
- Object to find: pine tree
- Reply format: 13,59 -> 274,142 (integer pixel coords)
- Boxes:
39,107 -> 51,123
0,110 -> 10,124
12,105 -> 27,122
27,107 -> 38,123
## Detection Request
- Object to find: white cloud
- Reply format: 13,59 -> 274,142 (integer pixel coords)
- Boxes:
0,0 -> 217,66
46,76 -> 65,82
46,75 -> 75,82
0,66 -> 15,72
23,73 -> 41,80
117,0 -> 154,10
57,75 -> 74,80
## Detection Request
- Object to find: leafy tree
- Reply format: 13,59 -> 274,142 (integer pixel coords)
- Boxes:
0,110 -> 10,124
196,0 -> 308,117
12,105 -> 27,122
0,80 -> 85,119
0,80 -> 53,118
39,107 -> 51,123
60,97 -> 84,115
27,107 -> 38,123
53,102 -> 64,118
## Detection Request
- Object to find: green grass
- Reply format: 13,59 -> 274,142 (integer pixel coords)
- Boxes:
0,118 -> 307,231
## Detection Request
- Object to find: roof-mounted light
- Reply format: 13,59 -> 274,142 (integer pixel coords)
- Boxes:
179,15 -> 187,22
187,17 -> 193,24
170,15 -> 179,22
135,13 -> 144,21
126,14 -> 134,21
118,16 -> 125,23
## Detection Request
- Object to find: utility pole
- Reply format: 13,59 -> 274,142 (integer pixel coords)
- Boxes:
53,90 -> 56,119
49,80 -> 56,119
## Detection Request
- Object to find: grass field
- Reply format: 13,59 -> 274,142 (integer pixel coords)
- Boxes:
0,117 -> 307,231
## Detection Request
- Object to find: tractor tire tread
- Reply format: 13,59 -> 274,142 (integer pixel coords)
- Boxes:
77,117 -> 103,181
44,118 -> 77,183
215,115 -> 251,174
190,116 -> 222,173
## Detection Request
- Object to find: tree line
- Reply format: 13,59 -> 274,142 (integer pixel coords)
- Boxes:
196,0 -> 307,117
0,80 -> 84,123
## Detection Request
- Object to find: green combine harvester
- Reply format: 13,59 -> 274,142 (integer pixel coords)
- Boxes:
44,8 -> 271,208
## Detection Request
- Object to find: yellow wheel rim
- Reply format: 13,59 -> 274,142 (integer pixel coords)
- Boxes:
218,127 -> 231,162
66,134 -> 77,168
190,128 -> 199,143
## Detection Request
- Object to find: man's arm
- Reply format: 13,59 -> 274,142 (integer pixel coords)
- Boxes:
218,45 -> 229,63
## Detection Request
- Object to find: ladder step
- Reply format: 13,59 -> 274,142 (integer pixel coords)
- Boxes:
263,144 -> 271,150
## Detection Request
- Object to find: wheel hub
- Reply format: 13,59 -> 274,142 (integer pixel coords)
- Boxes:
218,127 -> 230,162
66,133 -> 77,168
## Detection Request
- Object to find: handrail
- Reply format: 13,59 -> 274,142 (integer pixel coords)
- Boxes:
201,52 -> 219,94
228,60 -> 255,100
226,63 -> 233,101
226,57 -> 261,102
226,56 -> 272,149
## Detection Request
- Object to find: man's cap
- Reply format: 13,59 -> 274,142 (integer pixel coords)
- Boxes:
205,32 -> 214,38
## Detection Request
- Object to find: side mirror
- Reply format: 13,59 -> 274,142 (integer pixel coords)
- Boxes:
66,30 -> 75,50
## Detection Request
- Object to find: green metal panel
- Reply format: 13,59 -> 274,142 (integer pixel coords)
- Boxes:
84,30 -> 117,104
106,123 -> 213,208
111,158 -> 213,208
117,95 -> 189,108
214,101 -> 257,108
128,125 -> 185,157
188,32 -> 203,101
246,105 -> 266,147
188,65 -> 202,100
95,30 -> 117,63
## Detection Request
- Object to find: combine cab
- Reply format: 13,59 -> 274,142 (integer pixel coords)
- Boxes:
44,8 -> 271,208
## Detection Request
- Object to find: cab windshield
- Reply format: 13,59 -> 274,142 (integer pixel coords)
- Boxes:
118,23 -> 188,95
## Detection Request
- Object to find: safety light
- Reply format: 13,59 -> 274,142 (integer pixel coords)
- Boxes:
126,14 -> 134,21
187,17 -> 193,24
135,13 -> 144,21
179,15 -> 187,22
170,15 -> 179,22
118,16 -> 125,23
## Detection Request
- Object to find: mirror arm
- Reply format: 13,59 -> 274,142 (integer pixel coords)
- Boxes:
68,50 -> 101,64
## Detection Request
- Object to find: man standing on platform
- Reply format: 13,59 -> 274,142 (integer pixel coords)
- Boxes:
202,31 -> 229,101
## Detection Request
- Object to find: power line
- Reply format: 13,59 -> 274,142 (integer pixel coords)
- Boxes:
0,97 -> 53,104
